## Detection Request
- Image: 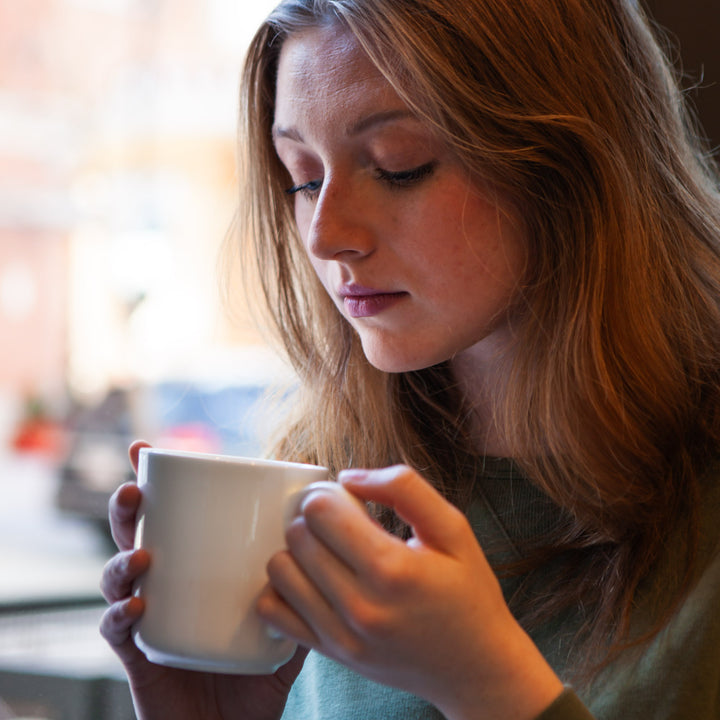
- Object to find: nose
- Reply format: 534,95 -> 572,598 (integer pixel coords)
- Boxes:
304,177 -> 375,261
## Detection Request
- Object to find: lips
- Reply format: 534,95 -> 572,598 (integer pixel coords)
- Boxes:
338,284 -> 408,318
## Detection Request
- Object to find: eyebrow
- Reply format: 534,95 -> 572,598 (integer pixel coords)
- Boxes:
272,125 -> 304,143
348,108 -> 417,136
272,108 -> 418,144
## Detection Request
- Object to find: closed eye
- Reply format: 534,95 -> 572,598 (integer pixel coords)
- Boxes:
285,178 -> 323,199
284,161 -> 435,199
376,161 -> 435,187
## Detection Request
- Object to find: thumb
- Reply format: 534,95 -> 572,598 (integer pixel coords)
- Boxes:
339,465 -> 470,554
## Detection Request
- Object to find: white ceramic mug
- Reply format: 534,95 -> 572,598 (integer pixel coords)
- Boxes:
131,447 -> 340,674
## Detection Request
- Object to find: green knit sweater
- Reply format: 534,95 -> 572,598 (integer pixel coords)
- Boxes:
281,458 -> 720,719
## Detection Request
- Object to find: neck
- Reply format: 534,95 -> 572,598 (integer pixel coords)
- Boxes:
450,330 -> 515,458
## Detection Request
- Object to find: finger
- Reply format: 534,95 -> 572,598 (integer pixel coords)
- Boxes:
100,549 -> 151,603
99,596 -> 149,667
299,487 -> 404,575
265,549 -> 351,648
256,583 -> 318,649
339,465 -> 471,554
285,515 -> 359,613
128,439 -> 151,474
108,482 -> 142,551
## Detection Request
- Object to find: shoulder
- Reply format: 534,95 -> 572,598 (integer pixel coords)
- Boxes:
589,548 -> 720,718
579,458 -> 720,719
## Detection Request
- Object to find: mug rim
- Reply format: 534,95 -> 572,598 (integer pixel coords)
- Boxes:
140,446 -> 328,473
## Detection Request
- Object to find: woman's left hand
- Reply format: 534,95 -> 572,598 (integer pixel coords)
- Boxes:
256,465 -> 563,720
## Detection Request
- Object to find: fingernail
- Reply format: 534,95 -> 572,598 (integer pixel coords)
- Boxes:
123,596 -> 144,617
299,487 -> 334,513
338,469 -> 370,483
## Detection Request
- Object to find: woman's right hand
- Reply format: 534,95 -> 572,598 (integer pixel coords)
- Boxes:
99,440 -> 307,720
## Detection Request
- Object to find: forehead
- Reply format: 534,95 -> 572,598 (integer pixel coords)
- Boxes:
274,24 -> 406,134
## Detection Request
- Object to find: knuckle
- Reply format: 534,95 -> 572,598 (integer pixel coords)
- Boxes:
99,578 -> 113,603
110,483 -> 140,519
98,611 -> 112,642
345,597 -> 391,639
109,482 -> 136,512
100,557 -> 123,602
99,602 -> 129,644
107,485 -> 124,512
334,632 -> 370,665
101,550 -> 144,602
367,552 -> 414,594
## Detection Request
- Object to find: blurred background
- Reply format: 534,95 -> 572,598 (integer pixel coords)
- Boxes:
0,0 -> 288,717
0,0 -> 717,718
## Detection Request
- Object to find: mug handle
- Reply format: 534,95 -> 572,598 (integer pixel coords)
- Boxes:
266,482 -> 366,644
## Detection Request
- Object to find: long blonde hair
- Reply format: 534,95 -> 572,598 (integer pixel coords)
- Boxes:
231,0 -> 720,668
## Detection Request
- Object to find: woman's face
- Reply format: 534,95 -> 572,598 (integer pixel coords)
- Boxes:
273,24 -> 526,373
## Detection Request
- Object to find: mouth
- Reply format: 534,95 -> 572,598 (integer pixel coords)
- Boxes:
338,284 -> 408,319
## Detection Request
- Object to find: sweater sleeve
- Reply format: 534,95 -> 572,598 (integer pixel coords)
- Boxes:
534,689 -> 596,720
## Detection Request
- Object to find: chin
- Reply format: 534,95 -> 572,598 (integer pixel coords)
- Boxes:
361,341 -> 447,375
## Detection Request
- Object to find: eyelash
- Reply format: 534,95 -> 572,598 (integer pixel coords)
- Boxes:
376,162 -> 435,187
284,161 -> 435,199
285,179 -> 322,199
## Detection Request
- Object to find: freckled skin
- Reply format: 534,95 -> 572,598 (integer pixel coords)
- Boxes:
100,26 -> 563,720
273,25 -> 527,375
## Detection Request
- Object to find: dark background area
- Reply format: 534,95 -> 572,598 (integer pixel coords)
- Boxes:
644,0 -> 720,153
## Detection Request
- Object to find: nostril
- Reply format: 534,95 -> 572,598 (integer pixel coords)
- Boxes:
307,228 -> 374,261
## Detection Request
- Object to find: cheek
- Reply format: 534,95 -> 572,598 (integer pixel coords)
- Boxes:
290,203 -> 333,294
457,192 -> 525,268
294,202 -> 314,247
306,255 -> 335,304
429,206 -> 526,302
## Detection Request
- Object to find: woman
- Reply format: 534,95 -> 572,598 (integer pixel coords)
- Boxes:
100,0 -> 720,718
